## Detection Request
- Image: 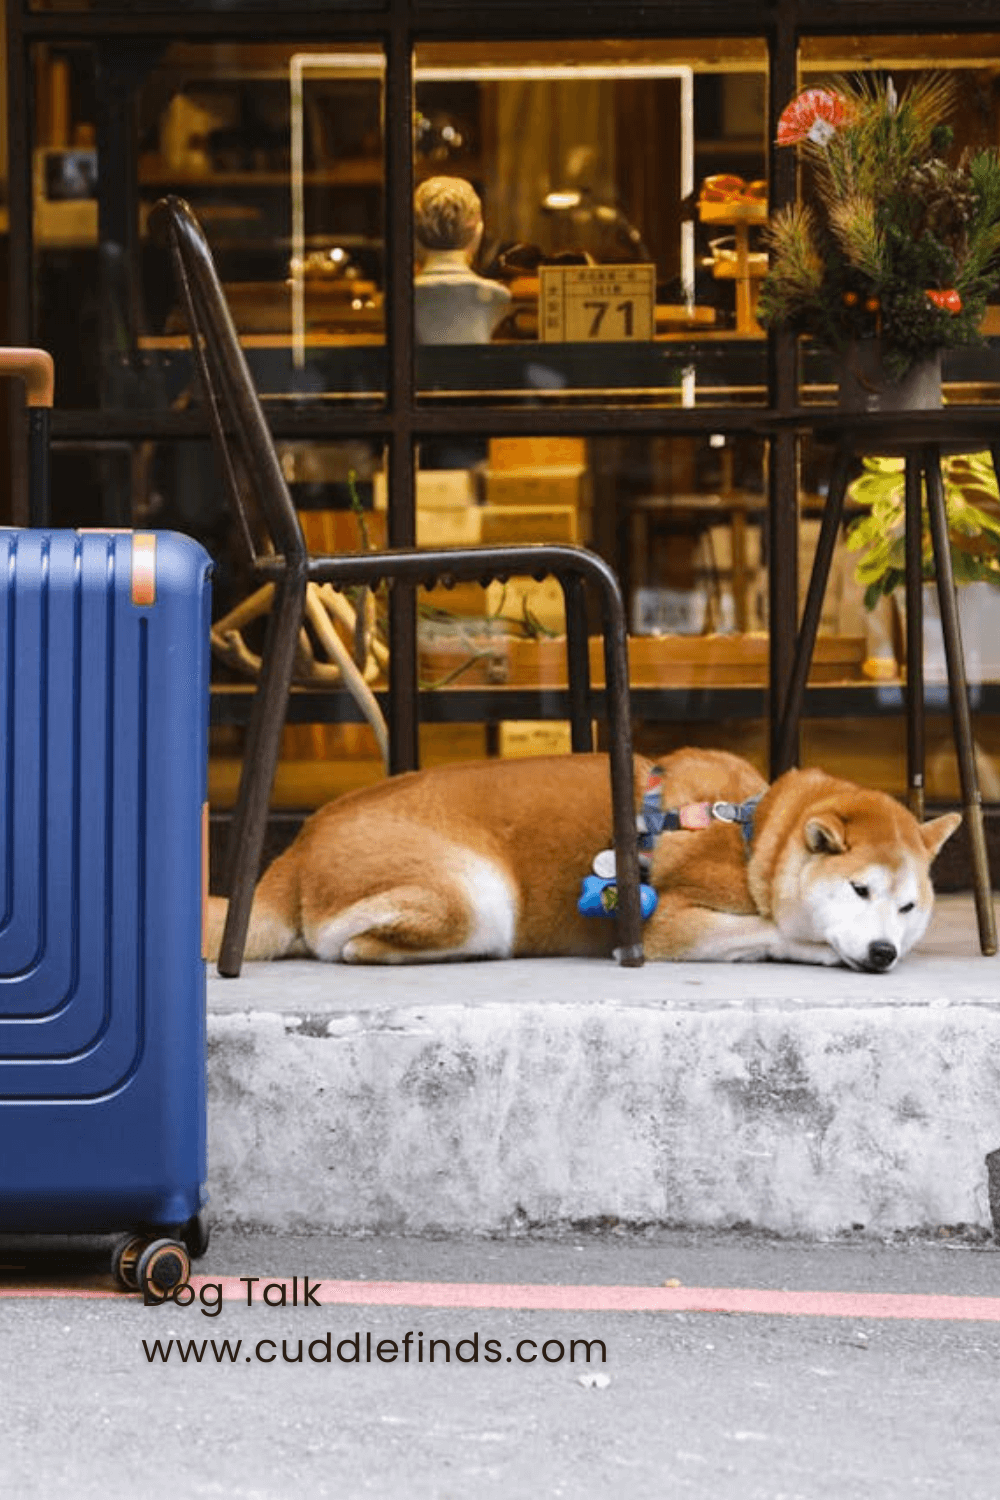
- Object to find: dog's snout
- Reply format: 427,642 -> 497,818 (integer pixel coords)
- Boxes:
867,940 -> 897,972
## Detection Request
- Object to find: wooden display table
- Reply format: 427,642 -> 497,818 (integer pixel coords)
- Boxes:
698,198 -> 768,336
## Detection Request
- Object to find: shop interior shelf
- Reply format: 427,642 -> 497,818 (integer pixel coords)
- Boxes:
209,680 -> 1000,729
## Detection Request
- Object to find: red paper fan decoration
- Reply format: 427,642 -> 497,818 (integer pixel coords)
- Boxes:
777,89 -> 849,147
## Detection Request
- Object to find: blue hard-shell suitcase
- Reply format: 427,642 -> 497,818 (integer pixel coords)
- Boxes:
0,527 -> 212,1296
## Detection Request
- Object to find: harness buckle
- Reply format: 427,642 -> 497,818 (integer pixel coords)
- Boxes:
711,800 -> 741,824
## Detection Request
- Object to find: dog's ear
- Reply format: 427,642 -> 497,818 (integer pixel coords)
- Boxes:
804,812 -> 847,854
919,810 -> 962,861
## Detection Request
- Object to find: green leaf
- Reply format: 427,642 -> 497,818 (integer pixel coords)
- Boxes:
845,516 -> 885,550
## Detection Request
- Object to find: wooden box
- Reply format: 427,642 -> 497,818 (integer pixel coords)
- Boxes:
483,464 -> 589,509
488,437 -> 587,469
479,504 -> 579,544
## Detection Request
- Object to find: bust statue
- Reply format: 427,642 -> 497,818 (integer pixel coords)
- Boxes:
413,176 -> 511,345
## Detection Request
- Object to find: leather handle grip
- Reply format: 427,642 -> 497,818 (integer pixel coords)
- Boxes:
0,348 -> 54,407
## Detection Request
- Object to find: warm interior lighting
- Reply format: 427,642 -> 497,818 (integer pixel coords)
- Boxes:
288,53 -> 695,364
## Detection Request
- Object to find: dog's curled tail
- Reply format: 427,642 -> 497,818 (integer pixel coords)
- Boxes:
203,888 -> 301,964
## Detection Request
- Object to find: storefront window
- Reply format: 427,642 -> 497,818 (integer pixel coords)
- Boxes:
791,38 -> 1000,808
16,18 -> 999,818
29,0 -> 384,12
30,42 -> 386,410
412,38 -> 769,407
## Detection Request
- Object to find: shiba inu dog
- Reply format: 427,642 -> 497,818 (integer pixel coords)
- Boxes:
206,748 -> 960,972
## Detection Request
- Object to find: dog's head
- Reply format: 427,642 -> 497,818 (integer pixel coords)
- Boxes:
770,785 -> 960,973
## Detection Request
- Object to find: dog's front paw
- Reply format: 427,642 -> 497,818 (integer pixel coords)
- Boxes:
777,940 -> 843,967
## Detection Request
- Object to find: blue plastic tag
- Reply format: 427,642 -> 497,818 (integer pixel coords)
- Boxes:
578,873 -> 658,921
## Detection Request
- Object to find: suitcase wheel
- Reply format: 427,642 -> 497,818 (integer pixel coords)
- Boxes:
111,1235 -> 148,1291
138,1239 -> 192,1301
182,1212 -> 211,1260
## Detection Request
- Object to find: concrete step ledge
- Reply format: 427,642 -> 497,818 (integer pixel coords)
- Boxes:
205,897 -> 1000,1239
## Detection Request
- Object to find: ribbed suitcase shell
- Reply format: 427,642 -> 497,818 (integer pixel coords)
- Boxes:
0,529 -> 212,1234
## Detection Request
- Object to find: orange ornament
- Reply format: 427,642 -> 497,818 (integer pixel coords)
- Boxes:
864,296 -> 880,313
842,291 -> 859,307
927,288 -> 962,314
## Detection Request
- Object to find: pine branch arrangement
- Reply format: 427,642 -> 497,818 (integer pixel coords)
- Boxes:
758,74 -> 1000,378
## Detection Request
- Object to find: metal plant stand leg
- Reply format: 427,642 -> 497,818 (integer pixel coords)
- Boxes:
903,454 -> 925,820
775,444 -> 854,772
219,570 -> 308,977
922,448 -> 997,955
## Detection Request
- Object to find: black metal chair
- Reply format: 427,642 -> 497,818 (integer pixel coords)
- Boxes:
150,196 -> 643,976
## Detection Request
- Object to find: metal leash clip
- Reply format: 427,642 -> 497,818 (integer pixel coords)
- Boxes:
711,801 -> 742,823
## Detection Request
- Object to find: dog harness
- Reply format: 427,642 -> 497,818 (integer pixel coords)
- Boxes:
638,767 -> 764,855
577,766 -> 765,922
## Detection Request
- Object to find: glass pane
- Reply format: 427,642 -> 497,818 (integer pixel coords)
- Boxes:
31,0 -> 384,12
794,35 -> 1000,408
31,42 -> 386,411
407,431 -> 771,754
796,427 -> 1000,803
412,38 -> 769,407
788,35 -> 1000,810
204,437 -> 395,812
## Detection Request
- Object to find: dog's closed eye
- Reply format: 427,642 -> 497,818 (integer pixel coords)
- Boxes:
851,882 -> 870,900
899,901 -> 915,914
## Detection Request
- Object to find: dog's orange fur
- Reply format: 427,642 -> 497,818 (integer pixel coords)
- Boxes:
206,748 -> 960,968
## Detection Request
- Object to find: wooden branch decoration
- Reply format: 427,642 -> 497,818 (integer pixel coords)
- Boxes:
303,587 -> 389,766
211,580 -> 390,767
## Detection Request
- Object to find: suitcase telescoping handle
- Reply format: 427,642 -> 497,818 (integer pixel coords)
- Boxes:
0,347 -> 54,527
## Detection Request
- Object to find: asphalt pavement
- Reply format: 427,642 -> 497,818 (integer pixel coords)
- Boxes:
3,1227 -> 1000,1499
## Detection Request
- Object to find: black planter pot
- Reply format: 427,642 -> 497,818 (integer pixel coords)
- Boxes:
837,343 -> 943,413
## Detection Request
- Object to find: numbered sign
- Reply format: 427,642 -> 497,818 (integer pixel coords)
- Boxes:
539,264 -> 655,343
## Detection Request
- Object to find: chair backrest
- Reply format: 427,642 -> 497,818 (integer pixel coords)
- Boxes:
149,196 -> 307,570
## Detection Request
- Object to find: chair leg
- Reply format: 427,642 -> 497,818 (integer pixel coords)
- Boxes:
923,449 -> 997,956
218,571 -> 307,977
904,454 -> 925,820
563,574 -> 593,752
599,580 -> 643,967
387,579 -> 419,774
774,444 -> 853,772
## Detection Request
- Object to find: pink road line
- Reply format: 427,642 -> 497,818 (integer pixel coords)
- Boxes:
5,1277 -> 1000,1322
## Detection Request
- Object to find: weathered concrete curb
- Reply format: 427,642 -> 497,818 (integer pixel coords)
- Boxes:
206,998 -> 1000,1238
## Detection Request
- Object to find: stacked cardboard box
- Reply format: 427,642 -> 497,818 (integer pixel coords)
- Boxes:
480,436 -> 590,545
374,468 -> 482,546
